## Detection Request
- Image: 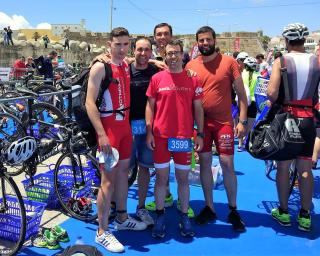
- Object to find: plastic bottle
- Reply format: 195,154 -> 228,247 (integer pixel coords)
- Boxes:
75,236 -> 84,245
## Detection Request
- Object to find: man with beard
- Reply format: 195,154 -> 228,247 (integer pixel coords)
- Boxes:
186,26 -> 248,232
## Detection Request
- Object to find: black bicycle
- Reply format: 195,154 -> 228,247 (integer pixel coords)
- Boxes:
0,136 -> 38,256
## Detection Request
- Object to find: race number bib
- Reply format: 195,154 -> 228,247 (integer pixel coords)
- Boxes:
168,138 -> 192,152
131,119 -> 146,135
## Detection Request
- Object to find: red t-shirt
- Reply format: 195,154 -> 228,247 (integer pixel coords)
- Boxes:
100,62 -> 131,124
13,60 -> 26,78
146,69 -> 203,138
186,53 -> 241,125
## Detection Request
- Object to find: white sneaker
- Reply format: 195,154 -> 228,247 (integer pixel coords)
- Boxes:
115,216 -> 147,231
95,230 -> 124,253
136,208 -> 154,226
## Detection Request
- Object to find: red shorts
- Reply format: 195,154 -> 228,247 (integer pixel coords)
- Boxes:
202,119 -> 234,155
154,136 -> 191,170
100,118 -> 132,160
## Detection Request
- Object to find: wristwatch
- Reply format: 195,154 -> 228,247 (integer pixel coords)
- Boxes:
239,120 -> 248,126
197,132 -> 204,138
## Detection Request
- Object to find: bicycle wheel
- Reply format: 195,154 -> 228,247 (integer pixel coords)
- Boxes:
289,160 -> 298,196
0,113 -> 27,176
0,173 -> 26,256
54,152 -> 100,221
30,102 -> 67,141
33,85 -> 64,112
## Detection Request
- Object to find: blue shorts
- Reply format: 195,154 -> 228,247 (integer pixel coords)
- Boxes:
130,134 -> 154,169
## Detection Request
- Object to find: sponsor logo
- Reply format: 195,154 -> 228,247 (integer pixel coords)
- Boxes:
195,87 -> 203,96
220,134 -> 231,140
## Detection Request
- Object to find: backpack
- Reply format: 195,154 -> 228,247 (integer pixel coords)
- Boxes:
57,244 -> 103,256
72,61 -> 113,148
72,61 -> 129,148
33,56 -> 46,75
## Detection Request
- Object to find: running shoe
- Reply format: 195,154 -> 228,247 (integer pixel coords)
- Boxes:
297,215 -> 311,232
179,212 -> 195,237
195,206 -> 217,225
145,194 -> 174,211
136,208 -> 154,226
228,209 -> 246,232
32,229 -> 61,250
95,230 -> 124,253
271,208 -> 291,226
115,216 -> 147,231
152,214 -> 166,238
177,200 -> 195,218
50,225 -> 70,243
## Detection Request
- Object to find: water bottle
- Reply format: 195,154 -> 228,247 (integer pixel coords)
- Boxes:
75,236 -> 84,245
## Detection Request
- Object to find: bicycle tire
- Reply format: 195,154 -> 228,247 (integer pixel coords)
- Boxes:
33,85 -> 64,112
0,173 -> 26,256
0,113 -> 27,176
30,102 -> 67,141
54,152 -> 100,221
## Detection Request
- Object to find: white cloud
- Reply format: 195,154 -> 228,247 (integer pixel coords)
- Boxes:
0,12 -> 51,30
36,23 -> 52,29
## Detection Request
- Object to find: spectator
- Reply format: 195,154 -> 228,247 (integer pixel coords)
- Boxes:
274,51 -> 283,59
7,26 -> 14,45
87,43 -> 91,52
26,56 -> 36,70
3,28 -> 9,46
43,35 -> 50,48
13,56 -> 26,79
64,36 -> 69,50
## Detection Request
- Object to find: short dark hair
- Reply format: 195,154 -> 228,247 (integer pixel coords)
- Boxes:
233,51 -> 240,59
153,23 -> 172,36
49,50 -> 57,56
256,53 -> 264,60
109,27 -> 130,41
274,51 -> 283,59
286,38 -> 306,47
166,39 -> 183,53
196,26 -> 216,41
135,37 -> 152,48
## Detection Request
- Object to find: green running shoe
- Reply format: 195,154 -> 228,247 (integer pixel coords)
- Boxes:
33,229 -> 61,250
145,194 -> 174,211
50,225 -> 70,243
297,215 -> 311,232
271,208 -> 291,226
177,200 -> 195,218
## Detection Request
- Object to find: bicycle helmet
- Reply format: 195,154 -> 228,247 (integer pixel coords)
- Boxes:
236,52 -> 249,61
244,57 -> 259,70
282,23 -> 309,41
6,136 -> 36,164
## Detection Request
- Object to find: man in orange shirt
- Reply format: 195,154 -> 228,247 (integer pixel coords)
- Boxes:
186,26 -> 248,232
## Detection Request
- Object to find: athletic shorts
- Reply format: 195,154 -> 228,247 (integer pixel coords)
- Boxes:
153,136 -> 191,170
296,117 -> 316,159
100,118 -> 132,160
130,134 -> 154,169
202,118 -> 234,156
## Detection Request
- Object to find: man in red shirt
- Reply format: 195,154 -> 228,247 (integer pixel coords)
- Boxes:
13,56 -> 26,79
186,26 -> 248,232
146,39 -> 204,238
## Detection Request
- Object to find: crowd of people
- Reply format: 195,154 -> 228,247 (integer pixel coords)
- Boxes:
82,22 -> 320,254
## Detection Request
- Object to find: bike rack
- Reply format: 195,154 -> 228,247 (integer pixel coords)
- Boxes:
0,87 -> 80,118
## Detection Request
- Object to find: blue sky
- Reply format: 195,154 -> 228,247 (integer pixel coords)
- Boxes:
1,0 -> 319,37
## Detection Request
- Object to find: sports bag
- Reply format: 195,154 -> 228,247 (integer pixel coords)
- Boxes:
245,57 -> 305,161
57,244 -> 103,256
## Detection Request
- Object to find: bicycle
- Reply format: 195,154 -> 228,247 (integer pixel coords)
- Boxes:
0,136 -> 37,256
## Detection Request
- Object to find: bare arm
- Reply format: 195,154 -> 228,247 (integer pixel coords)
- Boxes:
267,58 -> 281,103
148,59 -> 168,70
233,76 -> 248,138
145,98 -> 156,150
193,99 -> 204,152
85,62 -> 110,153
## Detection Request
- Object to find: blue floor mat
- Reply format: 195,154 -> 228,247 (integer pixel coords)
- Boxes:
19,151 -> 320,256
